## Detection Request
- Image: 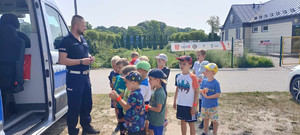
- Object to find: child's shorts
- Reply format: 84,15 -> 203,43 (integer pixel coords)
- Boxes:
201,107 -> 219,122
128,130 -> 145,135
149,123 -> 163,135
117,108 -> 125,119
111,99 -> 114,108
176,105 -> 197,122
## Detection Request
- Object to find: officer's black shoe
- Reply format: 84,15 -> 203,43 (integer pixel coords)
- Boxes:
82,126 -> 100,135
69,128 -> 79,135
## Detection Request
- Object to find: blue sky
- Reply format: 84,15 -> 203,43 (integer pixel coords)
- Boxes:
54,0 -> 269,34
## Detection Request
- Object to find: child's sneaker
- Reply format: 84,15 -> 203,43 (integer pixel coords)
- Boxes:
114,125 -> 120,132
163,119 -> 168,127
209,122 -> 213,130
198,120 -> 204,129
201,132 -> 207,135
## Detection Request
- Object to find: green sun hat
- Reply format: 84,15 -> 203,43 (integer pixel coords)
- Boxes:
136,61 -> 151,71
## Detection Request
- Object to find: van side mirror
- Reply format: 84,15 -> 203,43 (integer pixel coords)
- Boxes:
54,36 -> 63,49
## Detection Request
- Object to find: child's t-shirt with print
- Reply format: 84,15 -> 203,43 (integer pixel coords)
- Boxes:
200,78 -> 221,108
125,89 -> 145,132
140,78 -> 151,104
114,75 -> 126,109
175,73 -> 200,107
108,70 -> 119,86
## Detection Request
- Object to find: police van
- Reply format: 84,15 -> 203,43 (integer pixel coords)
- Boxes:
0,0 -> 69,134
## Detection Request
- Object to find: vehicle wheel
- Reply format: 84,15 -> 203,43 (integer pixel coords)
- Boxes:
290,76 -> 300,103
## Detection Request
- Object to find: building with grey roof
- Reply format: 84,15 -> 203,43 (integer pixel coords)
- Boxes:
220,0 -> 300,54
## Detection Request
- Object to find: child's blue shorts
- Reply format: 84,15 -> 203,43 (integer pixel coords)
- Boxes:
149,123 -> 163,135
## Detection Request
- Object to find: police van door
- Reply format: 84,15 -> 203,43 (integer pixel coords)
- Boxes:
42,3 -> 69,120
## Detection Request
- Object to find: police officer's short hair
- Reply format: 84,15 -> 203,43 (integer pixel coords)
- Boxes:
122,65 -> 136,75
71,15 -> 84,27
116,58 -> 129,66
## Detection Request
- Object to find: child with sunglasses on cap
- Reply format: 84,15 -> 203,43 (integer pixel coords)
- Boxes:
173,55 -> 199,135
200,63 -> 221,135
146,69 -> 167,135
110,71 -> 146,135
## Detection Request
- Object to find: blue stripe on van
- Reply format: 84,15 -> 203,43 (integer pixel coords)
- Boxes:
54,70 -> 67,89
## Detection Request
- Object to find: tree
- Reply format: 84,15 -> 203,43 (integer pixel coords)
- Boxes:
206,16 -> 220,34
164,35 -> 169,46
189,30 -> 207,41
159,35 -> 164,49
127,26 -> 143,36
126,35 -> 131,49
84,30 -> 99,41
179,33 -> 190,42
147,20 -> 162,36
133,35 -> 137,49
143,35 -> 147,48
86,22 -> 93,30
138,35 -> 143,49
153,35 -> 157,50
164,26 -> 178,37
148,35 -> 152,49
120,35 -> 125,48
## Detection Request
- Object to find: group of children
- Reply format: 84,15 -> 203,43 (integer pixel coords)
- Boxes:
108,51 -> 221,135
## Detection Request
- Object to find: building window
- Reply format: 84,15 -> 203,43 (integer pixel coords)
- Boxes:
259,16 -> 263,19
262,25 -> 268,32
264,14 -> 268,18
252,26 -> 258,33
283,10 -> 287,14
270,13 -> 274,17
290,8 -> 296,12
254,16 -> 258,20
276,11 -> 280,16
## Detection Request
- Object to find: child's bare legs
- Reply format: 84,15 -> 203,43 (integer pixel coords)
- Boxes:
181,120 -> 187,135
203,118 -> 209,133
188,122 -> 195,135
145,120 -> 149,134
164,106 -> 168,126
213,121 -> 218,135
149,129 -> 154,135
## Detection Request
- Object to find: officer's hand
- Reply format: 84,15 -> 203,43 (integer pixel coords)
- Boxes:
90,56 -> 95,64
82,58 -> 92,65
109,90 -> 119,100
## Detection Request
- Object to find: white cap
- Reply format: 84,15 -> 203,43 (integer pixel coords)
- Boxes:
155,53 -> 168,61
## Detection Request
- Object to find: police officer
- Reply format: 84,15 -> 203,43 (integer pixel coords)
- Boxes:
59,15 -> 100,135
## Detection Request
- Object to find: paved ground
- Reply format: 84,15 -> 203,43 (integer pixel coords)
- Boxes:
90,66 -> 292,94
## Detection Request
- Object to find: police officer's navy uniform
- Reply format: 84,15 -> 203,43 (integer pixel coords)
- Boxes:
59,32 -> 93,135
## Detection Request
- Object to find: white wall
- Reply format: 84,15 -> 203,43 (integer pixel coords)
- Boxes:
248,21 -> 292,53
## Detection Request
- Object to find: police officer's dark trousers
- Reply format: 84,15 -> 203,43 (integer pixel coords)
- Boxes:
66,73 -> 92,135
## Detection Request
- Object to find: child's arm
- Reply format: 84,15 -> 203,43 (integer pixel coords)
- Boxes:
109,91 -> 132,110
203,93 -> 220,99
173,87 -> 178,109
147,104 -> 162,112
191,87 -> 199,115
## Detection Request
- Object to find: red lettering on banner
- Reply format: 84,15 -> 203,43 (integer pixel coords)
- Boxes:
175,44 -> 179,50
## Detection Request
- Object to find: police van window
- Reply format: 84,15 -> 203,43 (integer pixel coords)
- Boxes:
45,5 -> 65,51
59,16 -> 69,37
18,14 -> 32,37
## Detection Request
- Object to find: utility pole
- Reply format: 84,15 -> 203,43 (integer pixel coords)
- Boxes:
74,0 -> 78,15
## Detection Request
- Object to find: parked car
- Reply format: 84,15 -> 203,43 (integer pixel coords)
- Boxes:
288,65 -> 300,103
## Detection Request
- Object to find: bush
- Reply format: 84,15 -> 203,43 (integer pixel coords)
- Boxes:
169,60 -> 179,68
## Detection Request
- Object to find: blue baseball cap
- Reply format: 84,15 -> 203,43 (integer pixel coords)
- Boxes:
148,69 -> 167,84
122,71 -> 142,83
